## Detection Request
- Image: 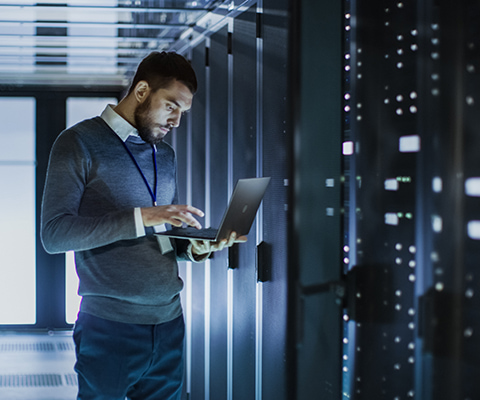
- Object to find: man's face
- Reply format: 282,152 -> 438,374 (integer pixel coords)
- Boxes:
134,79 -> 193,145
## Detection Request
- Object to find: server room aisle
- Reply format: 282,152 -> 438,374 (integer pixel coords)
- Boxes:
0,331 -> 77,400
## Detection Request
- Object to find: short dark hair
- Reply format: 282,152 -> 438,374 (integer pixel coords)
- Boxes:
128,51 -> 197,95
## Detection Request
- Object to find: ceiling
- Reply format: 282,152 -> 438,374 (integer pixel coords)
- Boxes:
0,0 -> 240,88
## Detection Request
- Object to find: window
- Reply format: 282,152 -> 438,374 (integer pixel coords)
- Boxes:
0,97 -> 36,324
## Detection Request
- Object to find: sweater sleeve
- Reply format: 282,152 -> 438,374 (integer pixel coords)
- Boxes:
41,129 -> 138,254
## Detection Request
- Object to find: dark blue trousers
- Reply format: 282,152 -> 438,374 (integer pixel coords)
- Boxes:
73,312 -> 184,400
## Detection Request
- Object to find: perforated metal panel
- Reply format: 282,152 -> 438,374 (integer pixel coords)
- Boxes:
419,1 -> 480,399
344,1 -> 419,398
0,374 -> 62,387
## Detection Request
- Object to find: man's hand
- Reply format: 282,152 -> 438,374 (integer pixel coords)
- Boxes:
141,204 -> 204,228
190,231 -> 248,258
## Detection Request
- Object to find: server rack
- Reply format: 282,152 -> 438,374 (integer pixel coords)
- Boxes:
344,0 -> 480,399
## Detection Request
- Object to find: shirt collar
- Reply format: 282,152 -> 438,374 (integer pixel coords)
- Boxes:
100,104 -> 138,142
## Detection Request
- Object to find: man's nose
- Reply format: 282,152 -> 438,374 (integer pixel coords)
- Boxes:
168,111 -> 181,128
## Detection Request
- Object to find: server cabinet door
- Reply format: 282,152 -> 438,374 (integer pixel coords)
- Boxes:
189,44 -> 208,399
231,7 -> 258,400
261,1 -> 291,399
293,0 -> 344,398
207,25 -> 231,400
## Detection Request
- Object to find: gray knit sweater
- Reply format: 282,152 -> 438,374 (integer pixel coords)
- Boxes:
41,117 -> 193,325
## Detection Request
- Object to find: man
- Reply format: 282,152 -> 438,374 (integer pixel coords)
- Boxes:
41,51 -> 244,400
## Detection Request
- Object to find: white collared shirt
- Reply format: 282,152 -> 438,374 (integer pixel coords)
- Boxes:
100,104 -> 137,142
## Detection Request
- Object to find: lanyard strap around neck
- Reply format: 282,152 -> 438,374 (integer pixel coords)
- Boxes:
121,140 -> 158,206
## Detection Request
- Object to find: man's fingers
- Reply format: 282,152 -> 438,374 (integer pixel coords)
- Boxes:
168,205 -> 203,229
184,205 -> 204,218
169,218 -> 184,227
225,232 -> 247,246
190,239 -> 211,254
213,232 -> 246,249
189,232 -> 249,258
170,216 -> 201,229
142,204 -> 205,228
224,232 -> 236,247
176,206 -> 204,228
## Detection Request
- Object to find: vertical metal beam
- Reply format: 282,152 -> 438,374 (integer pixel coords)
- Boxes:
345,0 -> 358,396
35,93 -> 68,330
226,16 -> 235,400
255,2 -> 264,400
185,49 -> 194,397
204,37 -> 212,400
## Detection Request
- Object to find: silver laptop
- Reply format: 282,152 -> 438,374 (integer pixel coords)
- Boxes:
155,177 -> 271,241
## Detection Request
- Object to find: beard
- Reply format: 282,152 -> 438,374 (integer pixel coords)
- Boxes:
134,95 -> 170,145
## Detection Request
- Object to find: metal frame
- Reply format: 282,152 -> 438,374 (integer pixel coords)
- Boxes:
0,0 -> 219,86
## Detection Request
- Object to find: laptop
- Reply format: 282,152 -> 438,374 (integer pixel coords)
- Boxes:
155,177 -> 271,241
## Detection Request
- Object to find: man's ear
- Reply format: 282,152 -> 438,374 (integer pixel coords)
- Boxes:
134,81 -> 150,103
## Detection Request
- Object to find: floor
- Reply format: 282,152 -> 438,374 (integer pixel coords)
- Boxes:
0,331 -> 77,400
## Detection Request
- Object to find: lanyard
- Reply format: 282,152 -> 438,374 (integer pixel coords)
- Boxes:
121,140 -> 158,206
